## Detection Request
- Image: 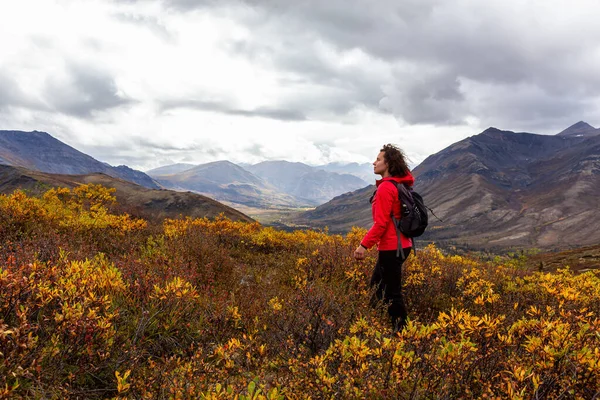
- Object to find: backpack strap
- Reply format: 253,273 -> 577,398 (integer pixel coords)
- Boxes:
384,180 -> 408,260
391,214 -> 404,259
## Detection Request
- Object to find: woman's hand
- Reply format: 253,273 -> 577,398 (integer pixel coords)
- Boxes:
354,245 -> 366,260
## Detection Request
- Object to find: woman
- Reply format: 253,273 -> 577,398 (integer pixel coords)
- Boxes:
354,144 -> 414,331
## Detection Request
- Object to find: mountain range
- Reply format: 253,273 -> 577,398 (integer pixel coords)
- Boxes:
0,130 -> 370,210
0,130 -> 253,221
245,161 -> 368,204
0,130 -> 160,189
314,162 -> 374,183
148,160 -> 369,207
295,121 -> 600,250
148,160 -> 303,209
2,122 -> 600,251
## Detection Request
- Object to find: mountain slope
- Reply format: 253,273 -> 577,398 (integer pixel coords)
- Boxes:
146,163 -> 197,176
0,130 -> 160,189
295,124 -> 600,250
556,121 -> 600,138
316,162 -> 374,183
291,185 -> 374,232
151,160 -> 310,208
0,164 -> 253,222
414,128 -> 600,249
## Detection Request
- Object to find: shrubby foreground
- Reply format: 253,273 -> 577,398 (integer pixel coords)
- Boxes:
1,185 -> 599,399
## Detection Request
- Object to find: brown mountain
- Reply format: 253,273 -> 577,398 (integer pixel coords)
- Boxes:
0,130 -> 160,189
0,165 -> 253,223
294,123 -> 600,251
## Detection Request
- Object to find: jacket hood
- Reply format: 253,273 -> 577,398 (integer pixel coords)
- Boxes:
375,172 -> 415,187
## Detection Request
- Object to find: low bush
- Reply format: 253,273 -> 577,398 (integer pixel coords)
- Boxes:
0,187 -> 599,398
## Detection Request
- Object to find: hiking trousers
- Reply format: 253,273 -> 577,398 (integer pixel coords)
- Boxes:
370,248 -> 412,331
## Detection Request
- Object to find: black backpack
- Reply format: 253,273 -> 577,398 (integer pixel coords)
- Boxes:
386,181 -> 429,259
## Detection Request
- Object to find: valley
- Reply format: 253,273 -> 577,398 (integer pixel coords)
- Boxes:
1,123 -> 600,253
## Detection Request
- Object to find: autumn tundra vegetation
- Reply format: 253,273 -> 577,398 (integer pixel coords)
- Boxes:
1,184 -> 599,399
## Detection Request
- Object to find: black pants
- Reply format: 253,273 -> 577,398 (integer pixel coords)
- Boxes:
370,248 -> 411,330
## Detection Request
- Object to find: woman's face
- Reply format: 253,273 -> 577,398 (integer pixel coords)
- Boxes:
373,151 -> 389,176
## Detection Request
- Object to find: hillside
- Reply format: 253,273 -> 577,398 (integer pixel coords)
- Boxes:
0,130 -> 160,189
294,122 -> 600,250
2,188 -> 598,399
556,121 -> 600,137
525,243 -> 600,272
0,164 -> 253,222
414,127 -> 600,249
290,185 -> 374,232
150,160 -> 310,208
146,163 -> 197,176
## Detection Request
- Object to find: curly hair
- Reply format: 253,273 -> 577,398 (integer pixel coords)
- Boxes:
380,144 -> 410,177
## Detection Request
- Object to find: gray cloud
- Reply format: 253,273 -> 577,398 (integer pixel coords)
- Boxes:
114,0 -> 394,119
4,0 -> 600,172
380,68 -> 468,125
244,142 -> 266,158
0,69 -> 46,111
0,72 -> 25,110
314,143 -> 336,159
112,11 -> 176,42
273,2 -> 599,126
468,83 -> 595,133
160,99 -> 307,121
112,0 -> 221,12
43,64 -> 133,118
232,107 -> 306,121
222,36 -> 389,120
155,0 -> 214,11
133,137 -> 202,152
79,138 -> 227,169
158,0 -> 600,127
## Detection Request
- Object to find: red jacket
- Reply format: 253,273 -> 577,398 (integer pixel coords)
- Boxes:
361,174 -> 415,251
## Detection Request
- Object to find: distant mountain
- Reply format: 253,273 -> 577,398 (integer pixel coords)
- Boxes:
295,123 -> 600,250
556,121 -> 600,138
150,160 -> 310,208
316,162 -> 375,183
0,164 -> 253,222
0,130 -> 160,189
246,160 -> 369,204
247,161 -> 315,182
146,163 -> 197,176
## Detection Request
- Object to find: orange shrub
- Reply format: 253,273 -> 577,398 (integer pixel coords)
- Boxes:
0,187 -> 599,398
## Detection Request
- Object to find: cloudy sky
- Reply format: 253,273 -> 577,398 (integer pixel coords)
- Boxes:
1,0 -> 600,171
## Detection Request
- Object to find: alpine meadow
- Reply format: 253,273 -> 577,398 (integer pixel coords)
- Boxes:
1,185 -> 599,398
